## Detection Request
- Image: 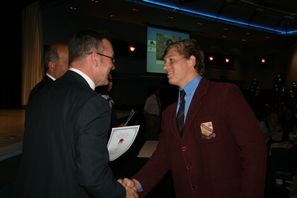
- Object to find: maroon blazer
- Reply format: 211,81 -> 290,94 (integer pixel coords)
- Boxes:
134,78 -> 267,198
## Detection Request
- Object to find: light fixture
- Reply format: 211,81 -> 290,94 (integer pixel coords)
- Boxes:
209,56 -> 214,61
139,0 -> 297,35
69,6 -> 77,11
261,58 -> 266,63
90,0 -> 100,4
225,58 -> 230,63
129,46 -> 136,52
131,8 -> 139,12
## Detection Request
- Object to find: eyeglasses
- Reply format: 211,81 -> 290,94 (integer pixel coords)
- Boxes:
96,52 -> 115,64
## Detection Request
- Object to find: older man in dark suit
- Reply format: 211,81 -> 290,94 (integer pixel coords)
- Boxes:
125,39 -> 267,198
28,43 -> 69,102
14,30 -> 137,198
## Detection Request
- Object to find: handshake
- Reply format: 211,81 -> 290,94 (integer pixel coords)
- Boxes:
117,178 -> 140,198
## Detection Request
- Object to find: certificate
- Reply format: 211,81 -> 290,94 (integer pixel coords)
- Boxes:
107,125 -> 140,161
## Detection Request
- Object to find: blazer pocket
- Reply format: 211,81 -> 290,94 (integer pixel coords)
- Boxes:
195,120 -> 221,144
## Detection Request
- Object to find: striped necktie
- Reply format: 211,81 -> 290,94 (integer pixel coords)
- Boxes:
176,90 -> 186,137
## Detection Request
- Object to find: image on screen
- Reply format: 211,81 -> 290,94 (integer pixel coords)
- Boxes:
147,26 -> 189,74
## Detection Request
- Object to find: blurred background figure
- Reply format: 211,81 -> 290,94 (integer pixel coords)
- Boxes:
143,86 -> 161,140
96,73 -> 118,128
28,43 -> 69,102
259,108 -> 283,145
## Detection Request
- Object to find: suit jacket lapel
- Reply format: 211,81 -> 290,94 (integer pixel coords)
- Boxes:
169,100 -> 180,139
184,78 -> 209,132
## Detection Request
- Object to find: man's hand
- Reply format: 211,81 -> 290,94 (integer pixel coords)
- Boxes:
118,178 -> 139,198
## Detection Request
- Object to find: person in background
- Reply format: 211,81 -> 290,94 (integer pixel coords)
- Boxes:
122,39 -> 267,198
96,73 -> 118,128
28,43 -> 69,101
260,109 -> 283,144
14,30 -> 137,198
143,86 -> 162,140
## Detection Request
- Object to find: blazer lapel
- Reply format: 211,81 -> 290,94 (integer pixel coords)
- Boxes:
184,78 -> 209,132
170,101 -> 181,139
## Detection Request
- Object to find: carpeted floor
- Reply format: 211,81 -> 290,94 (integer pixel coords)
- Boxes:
0,109 -> 25,149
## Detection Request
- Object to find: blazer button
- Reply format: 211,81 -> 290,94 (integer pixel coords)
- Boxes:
186,165 -> 191,170
192,185 -> 196,189
181,146 -> 187,151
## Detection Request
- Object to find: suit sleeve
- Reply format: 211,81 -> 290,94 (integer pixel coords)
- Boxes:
75,96 -> 125,198
224,85 -> 267,198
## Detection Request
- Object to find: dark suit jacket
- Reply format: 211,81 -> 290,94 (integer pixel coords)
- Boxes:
14,71 -> 125,198
28,75 -> 53,102
134,78 -> 267,198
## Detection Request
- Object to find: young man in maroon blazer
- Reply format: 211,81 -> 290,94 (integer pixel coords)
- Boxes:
122,39 -> 267,198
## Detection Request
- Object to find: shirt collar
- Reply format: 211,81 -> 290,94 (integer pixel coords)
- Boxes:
46,73 -> 56,81
182,75 -> 202,96
69,68 -> 95,90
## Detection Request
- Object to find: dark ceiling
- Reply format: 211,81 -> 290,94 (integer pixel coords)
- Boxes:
41,0 -> 297,43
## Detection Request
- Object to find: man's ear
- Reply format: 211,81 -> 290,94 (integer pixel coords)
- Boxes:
48,61 -> 55,72
91,52 -> 100,67
188,55 -> 196,68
